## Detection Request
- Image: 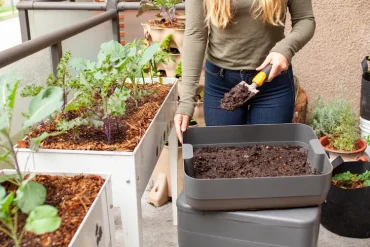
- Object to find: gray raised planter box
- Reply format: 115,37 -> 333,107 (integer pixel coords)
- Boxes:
1,170 -> 115,247
182,124 -> 333,211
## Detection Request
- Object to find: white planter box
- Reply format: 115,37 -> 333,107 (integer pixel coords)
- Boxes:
15,78 -> 179,247
1,170 -> 116,247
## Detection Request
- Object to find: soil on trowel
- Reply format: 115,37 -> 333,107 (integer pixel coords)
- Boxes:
193,145 -> 316,179
220,84 -> 255,111
0,174 -> 104,247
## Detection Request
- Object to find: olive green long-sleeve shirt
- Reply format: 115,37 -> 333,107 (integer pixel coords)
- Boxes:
177,0 -> 316,117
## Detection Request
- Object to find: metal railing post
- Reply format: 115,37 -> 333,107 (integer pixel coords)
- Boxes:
18,9 -> 31,42
107,0 -> 119,42
51,42 -> 63,76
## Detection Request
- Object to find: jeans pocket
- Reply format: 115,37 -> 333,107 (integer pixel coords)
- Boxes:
205,61 -> 221,77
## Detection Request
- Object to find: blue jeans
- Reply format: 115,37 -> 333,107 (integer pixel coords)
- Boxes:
203,60 -> 295,126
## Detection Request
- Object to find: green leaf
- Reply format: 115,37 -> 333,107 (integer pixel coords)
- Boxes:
0,73 -> 21,131
107,87 -> 131,116
0,174 -> 19,183
23,86 -> 64,128
0,185 -> 5,200
0,151 -> 11,162
70,58 -> 96,71
25,205 -> 61,234
139,43 -> 160,66
56,117 -> 88,132
364,180 -> 370,187
0,72 -> 21,110
0,192 -> 14,216
15,182 -> 46,214
99,40 -> 128,63
20,84 -> 44,98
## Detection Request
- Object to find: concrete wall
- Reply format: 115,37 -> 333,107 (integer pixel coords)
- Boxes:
288,0 -> 370,111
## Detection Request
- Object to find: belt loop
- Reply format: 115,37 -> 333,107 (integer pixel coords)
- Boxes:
220,68 -> 224,77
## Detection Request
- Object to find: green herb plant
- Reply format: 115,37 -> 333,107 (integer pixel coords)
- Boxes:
175,61 -> 182,78
363,135 -> 370,144
307,97 -> 359,151
0,73 -> 63,247
137,0 -> 182,25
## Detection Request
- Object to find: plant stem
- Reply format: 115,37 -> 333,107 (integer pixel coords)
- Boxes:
4,133 -> 23,182
0,225 -> 13,239
115,118 -> 119,132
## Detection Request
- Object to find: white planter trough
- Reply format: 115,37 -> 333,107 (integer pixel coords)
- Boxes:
1,170 -> 115,247
15,78 -> 179,247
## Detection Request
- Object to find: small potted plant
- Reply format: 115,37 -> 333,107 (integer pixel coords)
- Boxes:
137,0 -> 185,54
307,98 -> 367,157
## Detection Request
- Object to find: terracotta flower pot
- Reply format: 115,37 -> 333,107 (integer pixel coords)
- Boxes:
319,136 -> 367,155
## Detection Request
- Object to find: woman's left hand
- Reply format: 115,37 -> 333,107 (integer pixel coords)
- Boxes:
256,52 -> 289,82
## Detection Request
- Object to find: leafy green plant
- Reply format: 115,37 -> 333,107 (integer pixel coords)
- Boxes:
330,103 -> 359,151
0,73 -> 63,246
137,0 -> 182,25
20,51 -> 74,112
175,61 -> 182,78
307,97 -> 359,151
332,171 -> 370,189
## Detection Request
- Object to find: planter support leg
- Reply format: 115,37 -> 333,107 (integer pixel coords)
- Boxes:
120,160 -> 143,247
169,126 -> 178,225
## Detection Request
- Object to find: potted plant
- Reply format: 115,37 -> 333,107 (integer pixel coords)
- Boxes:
156,34 -> 181,77
137,0 -> 185,54
0,73 -> 115,246
15,40 -> 178,246
321,160 -> 370,238
307,98 -> 367,156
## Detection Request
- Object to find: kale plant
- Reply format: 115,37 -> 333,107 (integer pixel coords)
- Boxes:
20,51 -> 74,112
137,0 -> 182,25
0,73 -> 63,246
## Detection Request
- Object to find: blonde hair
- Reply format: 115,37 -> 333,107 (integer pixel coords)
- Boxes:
204,0 -> 287,29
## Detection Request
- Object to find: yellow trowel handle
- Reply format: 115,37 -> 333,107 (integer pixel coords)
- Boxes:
252,64 -> 273,87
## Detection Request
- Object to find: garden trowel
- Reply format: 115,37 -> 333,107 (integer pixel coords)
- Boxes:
220,64 -> 273,111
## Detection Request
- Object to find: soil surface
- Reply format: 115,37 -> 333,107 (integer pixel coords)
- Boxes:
0,174 -> 104,247
17,83 -> 172,152
148,19 -> 185,29
193,145 -> 315,179
220,84 -> 256,111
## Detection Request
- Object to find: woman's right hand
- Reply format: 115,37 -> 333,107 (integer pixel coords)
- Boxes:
174,114 -> 190,143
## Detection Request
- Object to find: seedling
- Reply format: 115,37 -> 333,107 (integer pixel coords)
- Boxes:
332,171 -> 370,189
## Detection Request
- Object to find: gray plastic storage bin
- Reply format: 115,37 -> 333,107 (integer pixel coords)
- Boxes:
177,192 -> 320,247
182,124 -> 332,210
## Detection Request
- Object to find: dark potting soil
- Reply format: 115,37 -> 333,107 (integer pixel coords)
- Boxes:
0,174 -> 104,247
17,83 -> 172,152
220,84 -> 256,111
193,145 -> 316,179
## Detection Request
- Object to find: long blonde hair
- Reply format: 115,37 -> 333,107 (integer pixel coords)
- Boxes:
204,0 -> 287,29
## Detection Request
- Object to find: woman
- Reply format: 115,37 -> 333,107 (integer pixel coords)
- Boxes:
174,0 -> 316,142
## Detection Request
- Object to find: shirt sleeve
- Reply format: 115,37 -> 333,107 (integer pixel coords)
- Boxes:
176,0 -> 208,117
270,0 -> 316,63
